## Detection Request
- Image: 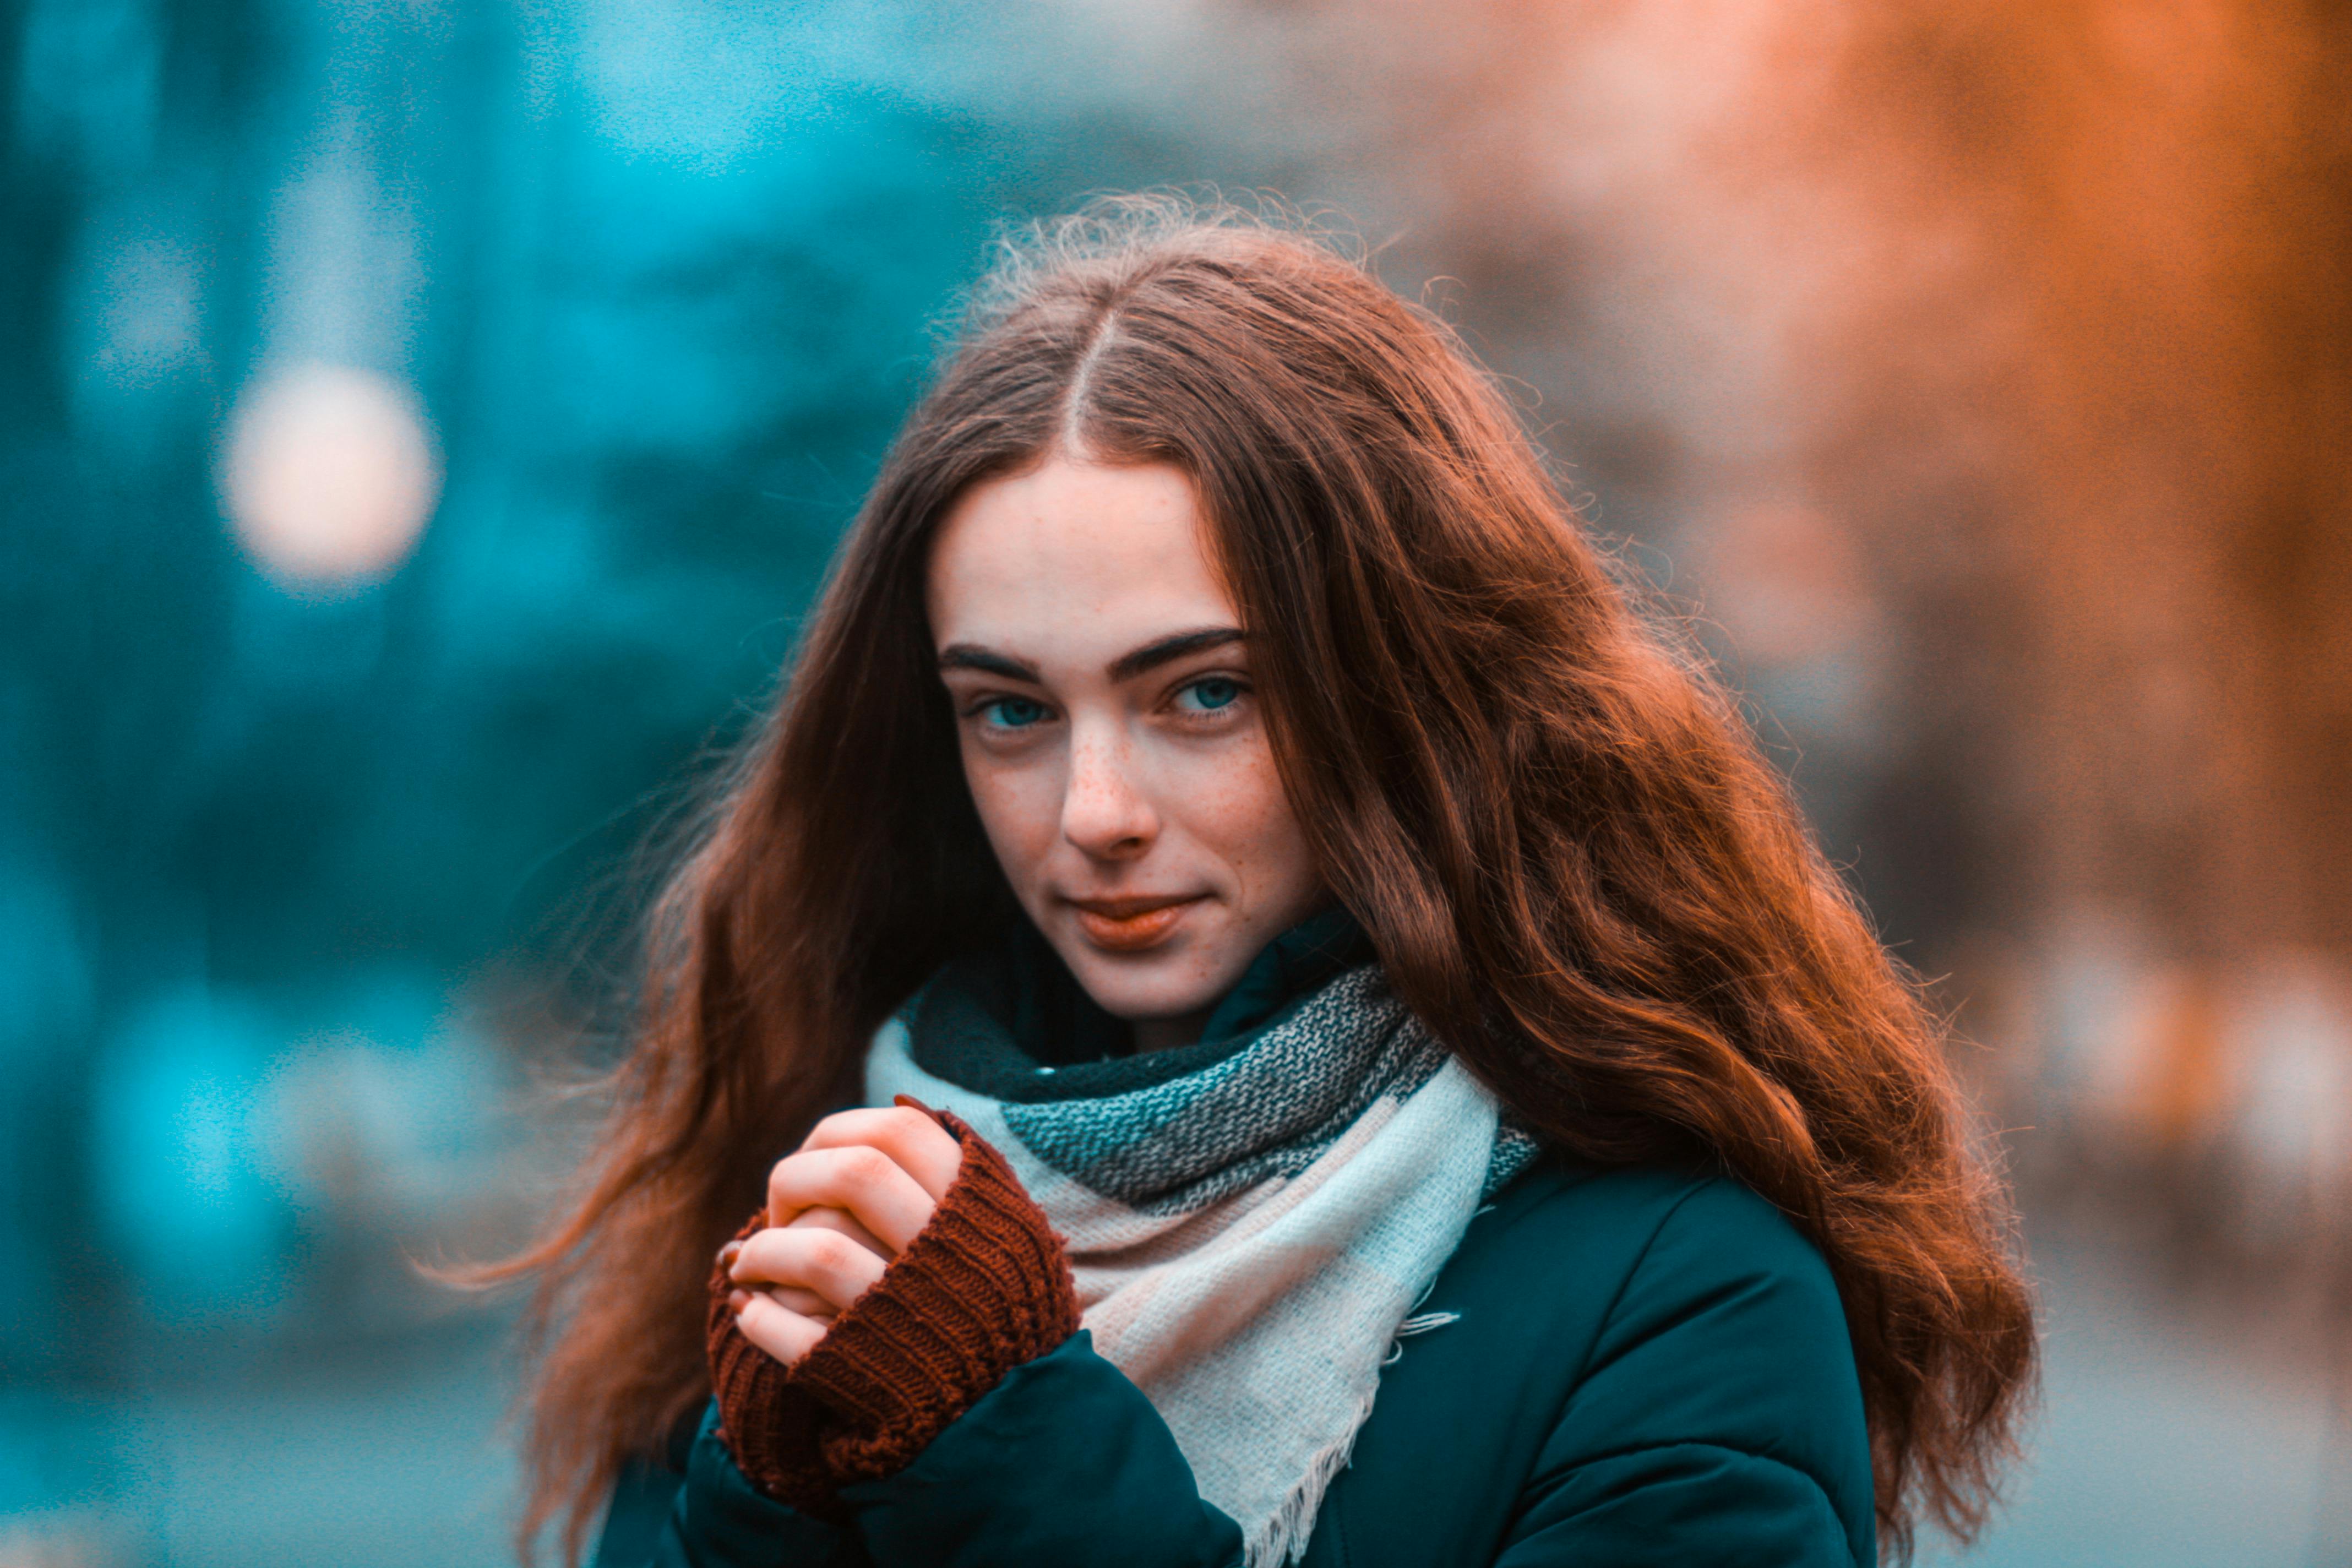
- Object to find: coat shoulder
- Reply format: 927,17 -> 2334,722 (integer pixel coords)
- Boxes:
1314,1158 -> 1875,1568
1446,1158 -> 1855,1378
1482,1157 -> 1835,1285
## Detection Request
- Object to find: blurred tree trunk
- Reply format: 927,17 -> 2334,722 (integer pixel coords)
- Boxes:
1208,0 -> 2352,977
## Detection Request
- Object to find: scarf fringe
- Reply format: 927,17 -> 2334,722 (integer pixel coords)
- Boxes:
1251,1378 -> 1382,1568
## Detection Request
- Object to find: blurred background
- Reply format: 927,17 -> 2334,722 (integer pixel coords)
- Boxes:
3,1 -> 2348,1564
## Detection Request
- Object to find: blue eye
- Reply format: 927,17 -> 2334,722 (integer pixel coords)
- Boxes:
1178,677 -> 1242,713
981,697 -> 1049,729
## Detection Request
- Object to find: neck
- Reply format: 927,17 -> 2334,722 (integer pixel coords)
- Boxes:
1130,1009 -> 1213,1054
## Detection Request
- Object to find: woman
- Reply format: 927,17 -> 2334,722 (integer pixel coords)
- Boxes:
499,199 -> 2034,1568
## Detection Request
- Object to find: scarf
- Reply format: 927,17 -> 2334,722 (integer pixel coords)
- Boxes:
864,911 -> 1536,1566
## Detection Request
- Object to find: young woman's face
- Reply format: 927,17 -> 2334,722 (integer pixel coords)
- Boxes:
927,456 -> 1327,1051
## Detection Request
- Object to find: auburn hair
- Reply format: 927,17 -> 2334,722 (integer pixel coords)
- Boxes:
488,197 -> 2033,1564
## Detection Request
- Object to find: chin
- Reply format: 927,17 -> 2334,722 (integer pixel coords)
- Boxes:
1069,966 -> 1219,1025
1059,942 -> 1235,1026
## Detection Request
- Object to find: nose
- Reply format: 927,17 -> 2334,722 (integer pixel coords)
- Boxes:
1059,721 -> 1158,861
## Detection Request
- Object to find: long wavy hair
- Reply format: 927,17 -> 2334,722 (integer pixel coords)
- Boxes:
490,198 -> 2034,1564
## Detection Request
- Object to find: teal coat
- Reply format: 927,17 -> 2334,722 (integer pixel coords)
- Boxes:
594,1156 -> 1876,1568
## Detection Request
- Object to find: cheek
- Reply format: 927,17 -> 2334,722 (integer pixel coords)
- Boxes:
959,744 -> 1062,887
1177,735 -> 1313,891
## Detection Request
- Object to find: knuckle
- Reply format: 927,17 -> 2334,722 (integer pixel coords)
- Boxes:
837,1145 -> 892,1185
803,1230 -> 857,1274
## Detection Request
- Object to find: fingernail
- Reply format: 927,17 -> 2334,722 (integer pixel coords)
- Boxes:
728,1289 -> 751,1314
717,1240 -> 742,1270
895,1093 -> 957,1136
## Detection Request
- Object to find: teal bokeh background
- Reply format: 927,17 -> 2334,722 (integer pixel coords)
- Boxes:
3,8 -> 1260,1558
5,0 -> 1204,1351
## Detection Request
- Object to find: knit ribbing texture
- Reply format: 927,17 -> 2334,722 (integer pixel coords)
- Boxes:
705,1211 -> 839,1519
705,1103 -> 1080,1517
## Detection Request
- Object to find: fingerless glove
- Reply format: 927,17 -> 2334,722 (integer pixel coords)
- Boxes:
705,1104 -> 1081,1519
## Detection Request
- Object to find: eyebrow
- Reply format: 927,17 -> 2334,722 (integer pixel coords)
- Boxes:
937,645 -> 1041,682
1107,626 -> 1245,682
936,626 -> 1245,686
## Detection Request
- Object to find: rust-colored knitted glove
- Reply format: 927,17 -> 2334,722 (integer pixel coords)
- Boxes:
706,1207 -> 842,1519
705,1103 -> 1081,1516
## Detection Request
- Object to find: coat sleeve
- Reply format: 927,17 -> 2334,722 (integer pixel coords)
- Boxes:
1490,1180 -> 1876,1568
619,1405 -> 869,1568
648,1337 -> 1244,1568
841,1330 -> 1246,1568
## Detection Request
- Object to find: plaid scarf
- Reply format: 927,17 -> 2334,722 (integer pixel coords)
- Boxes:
865,919 -> 1534,1566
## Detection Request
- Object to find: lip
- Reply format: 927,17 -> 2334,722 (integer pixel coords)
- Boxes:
1063,894 -> 1208,954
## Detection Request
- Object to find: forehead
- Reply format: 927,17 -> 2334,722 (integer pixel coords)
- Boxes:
927,458 -> 1236,655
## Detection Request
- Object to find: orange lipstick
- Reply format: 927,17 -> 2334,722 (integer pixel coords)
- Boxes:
1068,895 -> 1204,953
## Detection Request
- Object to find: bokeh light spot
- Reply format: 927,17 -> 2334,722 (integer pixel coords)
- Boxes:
221,362 -> 439,590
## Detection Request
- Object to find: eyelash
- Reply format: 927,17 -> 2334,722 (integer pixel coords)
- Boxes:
1173,675 -> 1244,714
971,695 -> 1050,730
961,675 -> 1250,731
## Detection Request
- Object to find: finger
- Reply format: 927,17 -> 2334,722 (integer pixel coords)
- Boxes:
724,1283 -> 832,1319
733,1290 -> 829,1366
786,1204 -> 890,1260
798,1106 -> 965,1201
721,1230 -> 869,1282
766,1146 -> 937,1252
732,1224 -> 889,1312
765,1284 -> 836,1319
